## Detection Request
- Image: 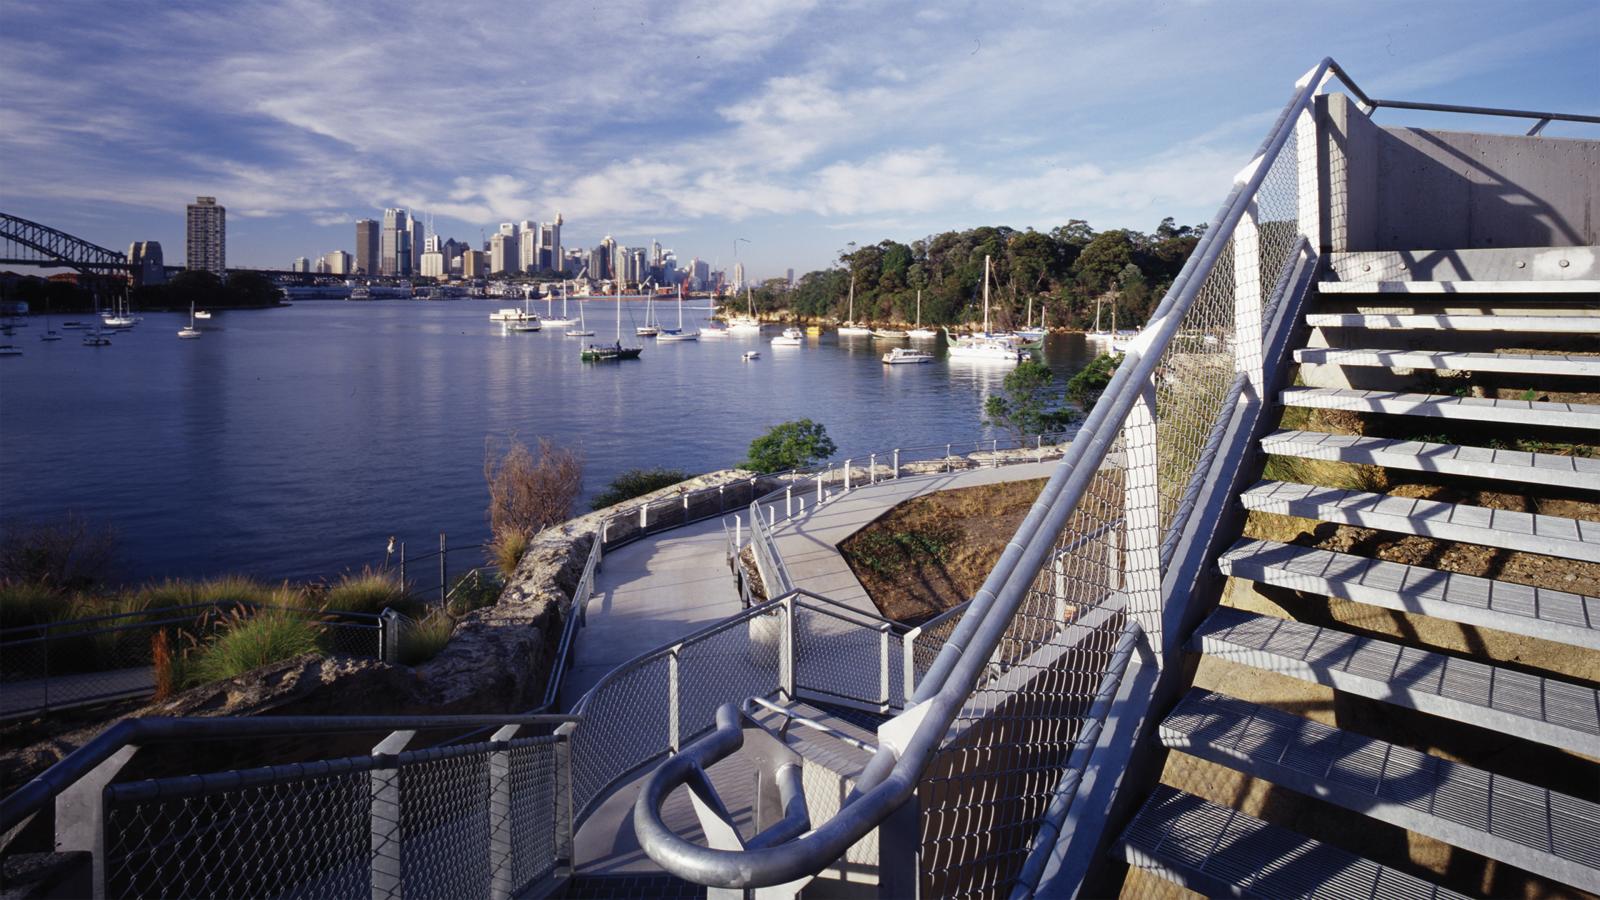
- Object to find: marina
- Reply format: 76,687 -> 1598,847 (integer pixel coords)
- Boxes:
0,299 -> 1099,582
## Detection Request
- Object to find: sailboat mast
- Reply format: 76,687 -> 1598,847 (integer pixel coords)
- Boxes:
982,255 -> 991,334
916,289 -> 921,328
848,276 -> 854,323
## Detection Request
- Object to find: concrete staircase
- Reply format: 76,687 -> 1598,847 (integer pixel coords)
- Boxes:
1118,254 -> 1600,897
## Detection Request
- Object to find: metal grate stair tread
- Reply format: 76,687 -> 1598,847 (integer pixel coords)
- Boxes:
1281,387 -> 1600,430
1117,784 -> 1471,899
1315,280 -> 1600,295
1161,689 -> 1600,892
1305,313 -> 1599,332
1218,538 -> 1600,651
1259,430 -> 1600,490
1293,348 -> 1600,377
1238,479 -> 1600,563
1190,607 -> 1600,757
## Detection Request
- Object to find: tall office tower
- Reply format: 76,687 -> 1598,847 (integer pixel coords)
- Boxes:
292,257 -> 311,273
600,236 -> 616,279
380,208 -> 407,276
185,196 -> 226,275
405,214 -> 425,276
355,219 -> 379,275
547,214 -> 562,274
519,223 -> 539,273
489,232 -> 518,274
499,222 -> 518,237
461,250 -> 486,278
127,241 -> 166,287
419,251 -> 446,278
692,258 -> 710,291
733,261 -> 745,291
786,268 -> 795,288
615,245 -> 630,283
424,235 -> 441,254
588,247 -> 605,283
322,250 -> 352,275
651,240 -> 662,267
632,249 -> 647,284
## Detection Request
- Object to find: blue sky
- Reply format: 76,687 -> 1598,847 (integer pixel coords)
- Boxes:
2,0 -> 1596,279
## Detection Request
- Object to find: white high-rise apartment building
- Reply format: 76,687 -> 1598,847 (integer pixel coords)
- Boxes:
185,196 -> 226,275
490,232 -> 518,275
322,250 -> 352,275
419,251 -> 446,278
733,261 -> 745,291
519,222 -> 539,273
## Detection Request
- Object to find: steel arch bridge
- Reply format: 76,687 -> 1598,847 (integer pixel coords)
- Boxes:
0,212 -> 130,273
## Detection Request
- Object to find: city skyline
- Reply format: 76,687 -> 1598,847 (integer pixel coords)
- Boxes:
2,0 -> 1596,276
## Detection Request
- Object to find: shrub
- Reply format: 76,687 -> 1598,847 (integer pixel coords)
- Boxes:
1066,352 -> 1122,407
396,610 -> 455,666
485,436 -> 583,548
189,609 -> 322,685
982,359 -> 1079,442
0,514 -> 118,591
324,567 -> 410,615
741,419 -> 836,473
130,575 -> 280,614
590,467 -> 694,511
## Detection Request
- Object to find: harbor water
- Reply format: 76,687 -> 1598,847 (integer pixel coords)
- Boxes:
0,300 -> 1101,582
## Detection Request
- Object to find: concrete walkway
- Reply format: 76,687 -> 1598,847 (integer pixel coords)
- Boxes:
769,461 -> 1060,615
559,516 -> 744,710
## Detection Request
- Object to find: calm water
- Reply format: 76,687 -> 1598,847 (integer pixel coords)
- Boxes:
0,301 -> 1098,583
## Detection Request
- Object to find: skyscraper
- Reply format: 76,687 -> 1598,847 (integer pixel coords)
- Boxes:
547,214 -> 562,275
185,196 -> 225,275
489,232 -> 518,275
322,250 -> 352,275
519,221 -> 539,273
355,219 -> 379,275
733,261 -> 745,292
381,209 -> 407,276
403,213 -> 423,276
292,256 -> 311,273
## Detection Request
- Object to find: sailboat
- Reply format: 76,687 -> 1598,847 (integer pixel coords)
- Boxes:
39,297 -> 61,341
506,292 -> 542,332
1016,295 -> 1046,341
542,283 -> 578,327
102,293 -> 138,328
581,290 -> 642,361
947,256 -> 1024,363
635,288 -> 659,337
83,295 -> 112,346
837,276 -> 870,336
908,289 -> 937,340
657,285 -> 699,342
726,285 -> 761,333
178,302 -> 202,339
565,294 -> 594,337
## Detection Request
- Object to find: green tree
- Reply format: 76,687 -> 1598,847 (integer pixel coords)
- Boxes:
982,360 -> 1079,441
590,467 -> 694,510
741,419 -> 836,473
1066,352 -> 1123,407
1072,230 -> 1134,294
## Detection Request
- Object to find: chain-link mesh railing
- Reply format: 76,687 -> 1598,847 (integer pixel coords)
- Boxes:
96,725 -> 570,900
793,596 -> 907,713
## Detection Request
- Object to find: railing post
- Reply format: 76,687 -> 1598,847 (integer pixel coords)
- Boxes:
734,513 -> 742,552
1037,434 -> 1043,462
781,594 -> 797,700
902,626 -> 920,701
816,473 -> 824,505
785,485 -> 793,519
844,459 -> 851,492
398,542 -> 406,591
1124,377 -> 1163,660
554,721 -> 577,877
718,482 -> 725,513
946,443 -> 952,472
438,533 -> 447,606
879,625 -> 891,710
869,452 -> 877,484
55,744 -> 136,900
370,729 -> 415,900
893,447 -> 900,479
378,608 -> 403,664
1234,198 -> 1265,393
41,624 -> 51,714
668,647 -> 682,752
640,502 -> 649,531
1296,101 -> 1323,253
488,723 -> 521,900
879,792 -> 922,900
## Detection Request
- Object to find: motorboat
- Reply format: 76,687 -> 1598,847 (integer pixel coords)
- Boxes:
82,331 -> 111,346
489,307 -> 530,322
39,330 -> 61,342
882,347 -> 934,365
871,328 -> 908,339
771,327 -> 803,346
742,350 -> 760,361
193,310 -> 212,320
0,345 -> 21,357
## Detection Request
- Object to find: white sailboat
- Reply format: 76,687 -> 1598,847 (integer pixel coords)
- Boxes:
726,285 -> 761,333
837,275 -> 870,336
178,302 -> 201,339
1016,295 -> 1046,340
948,255 -> 1024,363
908,289 -> 937,340
505,293 -> 542,332
657,285 -> 699,342
635,286 -> 659,337
565,294 -> 594,336
542,283 -> 578,327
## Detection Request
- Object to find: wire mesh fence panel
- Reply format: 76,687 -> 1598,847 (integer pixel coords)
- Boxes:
104,759 -> 372,899
907,605 -> 966,697
919,461 -> 1129,899
324,620 -> 382,658
793,603 -> 898,710
397,745 -> 493,900
675,611 -> 784,746
508,736 -> 563,891
570,653 -> 672,817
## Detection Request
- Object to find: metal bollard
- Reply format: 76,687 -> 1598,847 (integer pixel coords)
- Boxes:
785,485 -> 793,519
893,448 -> 900,479
869,452 -> 877,484
844,459 -> 852,492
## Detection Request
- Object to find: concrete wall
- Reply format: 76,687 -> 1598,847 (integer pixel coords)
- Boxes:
1318,92 -> 1600,252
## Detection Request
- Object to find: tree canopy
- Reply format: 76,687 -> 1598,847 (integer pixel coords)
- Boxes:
741,420 -> 837,473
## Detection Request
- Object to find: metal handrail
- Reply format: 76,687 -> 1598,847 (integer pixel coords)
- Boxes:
0,713 -> 578,834
631,55 -> 1599,889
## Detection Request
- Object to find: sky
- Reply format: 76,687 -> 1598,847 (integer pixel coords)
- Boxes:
2,0 -> 1597,279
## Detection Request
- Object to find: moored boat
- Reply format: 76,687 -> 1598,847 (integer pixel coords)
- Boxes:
882,347 -> 933,365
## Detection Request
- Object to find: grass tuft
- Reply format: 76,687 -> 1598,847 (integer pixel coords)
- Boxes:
0,581 -> 79,630
324,567 -> 410,615
1262,454 -> 1385,493
189,609 -> 322,685
490,531 -> 530,578
396,610 -> 456,666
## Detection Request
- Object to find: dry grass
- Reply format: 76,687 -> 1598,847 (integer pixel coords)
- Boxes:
841,479 -> 1046,624
321,567 -> 410,615
396,609 -> 456,666
188,608 -> 322,685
